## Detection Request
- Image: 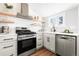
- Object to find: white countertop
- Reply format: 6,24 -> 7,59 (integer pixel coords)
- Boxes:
0,33 -> 17,36
44,32 -> 79,36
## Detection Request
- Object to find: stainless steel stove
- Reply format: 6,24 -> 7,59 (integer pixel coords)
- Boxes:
16,27 -> 36,56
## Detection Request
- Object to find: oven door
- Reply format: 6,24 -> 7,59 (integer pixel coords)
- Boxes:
17,37 -> 36,55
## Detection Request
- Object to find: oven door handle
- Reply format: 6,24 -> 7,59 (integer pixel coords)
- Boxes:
18,36 -> 36,41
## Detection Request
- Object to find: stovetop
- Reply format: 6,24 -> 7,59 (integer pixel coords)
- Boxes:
16,27 -> 36,36
16,30 -> 36,35
16,32 -> 36,35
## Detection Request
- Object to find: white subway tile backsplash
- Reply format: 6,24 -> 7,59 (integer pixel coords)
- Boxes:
0,16 -> 42,33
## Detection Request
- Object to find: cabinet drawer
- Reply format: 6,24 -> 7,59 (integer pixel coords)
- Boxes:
37,36 -> 42,42
37,39 -> 42,43
0,41 -> 17,50
37,35 -> 42,39
0,35 -> 17,43
0,48 -> 17,56
37,43 -> 43,49
37,40 -> 43,44
37,46 -> 42,49
0,41 -> 17,56
37,37 -> 42,40
37,43 -> 43,46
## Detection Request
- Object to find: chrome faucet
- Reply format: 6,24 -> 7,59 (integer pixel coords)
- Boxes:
51,25 -> 56,32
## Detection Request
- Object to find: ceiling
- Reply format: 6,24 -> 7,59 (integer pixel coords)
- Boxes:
28,3 -> 79,17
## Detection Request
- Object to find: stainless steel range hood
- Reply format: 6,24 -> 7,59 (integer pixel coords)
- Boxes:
16,3 -> 33,20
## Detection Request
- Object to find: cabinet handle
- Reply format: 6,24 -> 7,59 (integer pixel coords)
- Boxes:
4,38 -> 13,41
47,37 -> 50,42
60,37 -> 68,39
3,45 -> 13,49
38,39 -> 41,40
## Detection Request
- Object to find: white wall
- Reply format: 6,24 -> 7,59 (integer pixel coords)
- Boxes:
77,7 -> 79,33
65,7 -> 78,33
44,6 -> 79,33
44,12 -> 66,32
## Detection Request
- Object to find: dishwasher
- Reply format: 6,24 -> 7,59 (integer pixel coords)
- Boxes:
55,34 -> 77,56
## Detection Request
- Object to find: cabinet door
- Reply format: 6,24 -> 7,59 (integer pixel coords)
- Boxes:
0,48 -> 17,56
0,35 -> 17,43
36,33 -> 43,49
37,42 -> 43,49
44,34 -> 51,50
50,34 -> 55,52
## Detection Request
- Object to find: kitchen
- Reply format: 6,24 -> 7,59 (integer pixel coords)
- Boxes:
0,3 -> 79,56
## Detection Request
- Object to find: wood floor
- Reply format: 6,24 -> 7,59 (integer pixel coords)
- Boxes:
31,48 -> 56,56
